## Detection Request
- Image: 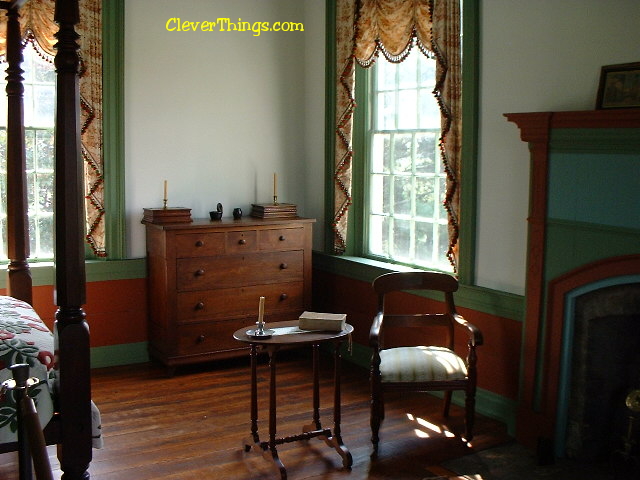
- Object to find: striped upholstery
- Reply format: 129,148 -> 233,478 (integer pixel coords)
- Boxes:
379,346 -> 467,383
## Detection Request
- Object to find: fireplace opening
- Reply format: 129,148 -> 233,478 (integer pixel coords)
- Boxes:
563,283 -> 640,462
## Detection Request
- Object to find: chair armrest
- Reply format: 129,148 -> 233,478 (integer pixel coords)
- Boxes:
453,313 -> 483,347
369,311 -> 384,348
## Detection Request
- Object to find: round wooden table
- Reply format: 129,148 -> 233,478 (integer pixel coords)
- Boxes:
234,320 -> 354,479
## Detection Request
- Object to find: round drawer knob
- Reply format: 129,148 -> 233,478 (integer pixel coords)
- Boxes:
195,240 -> 204,247
280,263 -> 288,270
279,235 -> 286,241
238,239 -> 246,245
195,269 -> 205,276
195,302 -> 205,310
280,293 -> 288,300
196,334 -> 205,343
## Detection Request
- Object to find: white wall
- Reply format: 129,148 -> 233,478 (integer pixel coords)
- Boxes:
125,0 -> 325,258
125,0 -> 640,295
475,0 -> 640,294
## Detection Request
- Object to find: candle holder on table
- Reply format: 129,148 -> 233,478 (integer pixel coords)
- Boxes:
246,296 -> 274,338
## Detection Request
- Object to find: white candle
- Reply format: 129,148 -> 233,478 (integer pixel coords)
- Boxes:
258,296 -> 265,324
273,173 -> 277,197
163,180 -> 168,201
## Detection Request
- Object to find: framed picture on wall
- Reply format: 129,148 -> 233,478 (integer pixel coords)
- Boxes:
596,62 -> 640,109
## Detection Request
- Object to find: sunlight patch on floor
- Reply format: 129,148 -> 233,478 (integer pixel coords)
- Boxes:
406,413 -> 457,439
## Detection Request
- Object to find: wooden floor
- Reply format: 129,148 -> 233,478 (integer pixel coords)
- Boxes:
0,349 -> 512,479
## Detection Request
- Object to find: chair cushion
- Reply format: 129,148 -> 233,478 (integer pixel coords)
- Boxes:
379,346 -> 467,383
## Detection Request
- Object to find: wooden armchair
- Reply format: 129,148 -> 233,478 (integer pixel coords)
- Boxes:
369,271 -> 483,453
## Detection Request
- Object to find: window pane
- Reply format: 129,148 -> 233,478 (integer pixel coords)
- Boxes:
419,90 -> 440,129
377,60 -> 396,90
371,134 -> 390,173
0,129 -> 6,170
0,216 -> 6,261
415,132 -> 437,173
34,58 -> 55,83
393,176 -> 411,216
22,52 -> 33,83
415,221 -> 434,264
415,177 -> 435,218
27,171 -> 37,215
399,53 -> 417,89
398,89 -> 417,129
23,85 -> 34,126
0,97 -> 6,127
25,130 -> 35,171
36,130 -> 55,170
370,174 -> 390,215
38,173 -> 54,213
368,215 -> 389,257
33,85 -> 55,127
439,176 -> 448,220
392,218 -> 411,259
419,57 -> 436,87
438,223 -> 449,264
377,91 -> 395,129
37,216 -> 54,257
392,134 -> 412,173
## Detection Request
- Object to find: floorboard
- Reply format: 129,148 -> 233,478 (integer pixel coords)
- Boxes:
0,349 -> 512,479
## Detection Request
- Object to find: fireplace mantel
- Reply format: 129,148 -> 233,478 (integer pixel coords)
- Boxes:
505,109 -> 640,452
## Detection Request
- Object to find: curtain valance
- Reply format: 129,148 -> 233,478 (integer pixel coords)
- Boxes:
354,0 -> 433,65
0,1 -> 56,58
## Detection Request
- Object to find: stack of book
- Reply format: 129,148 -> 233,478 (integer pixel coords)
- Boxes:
250,203 -> 297,218
142,207 -> 192,224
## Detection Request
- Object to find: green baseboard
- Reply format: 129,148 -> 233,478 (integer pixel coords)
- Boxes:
91,341 -> 149,369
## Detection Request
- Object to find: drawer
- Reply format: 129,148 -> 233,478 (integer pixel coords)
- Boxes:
176,281 -> 304,323
226,230 -> 257,254
258,227 -> 305,251
177,250 -> 303,291
175,232 -> 225,258
176,318 -> 251,356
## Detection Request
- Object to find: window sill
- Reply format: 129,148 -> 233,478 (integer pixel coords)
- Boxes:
312,251 -> 524,321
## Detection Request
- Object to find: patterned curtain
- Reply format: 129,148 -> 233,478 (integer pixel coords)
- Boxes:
0,0 -> 106,257
334,0 -> 461,271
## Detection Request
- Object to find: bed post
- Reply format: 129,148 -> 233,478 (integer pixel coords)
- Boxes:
53,0 -> 92,479
4,2 -> 32,304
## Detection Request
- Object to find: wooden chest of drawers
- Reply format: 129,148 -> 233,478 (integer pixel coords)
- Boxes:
143,217 -> 314,371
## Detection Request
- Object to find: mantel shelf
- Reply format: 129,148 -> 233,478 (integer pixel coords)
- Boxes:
505,109 -> 640,143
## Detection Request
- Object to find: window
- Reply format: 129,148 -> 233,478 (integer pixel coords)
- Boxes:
0,45 -> 55,260
364,52 -> 452,272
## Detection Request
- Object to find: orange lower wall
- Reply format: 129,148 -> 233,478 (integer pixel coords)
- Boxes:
312,270 -> 522,401
2,278 -> 148,349
2,269 -> 521,401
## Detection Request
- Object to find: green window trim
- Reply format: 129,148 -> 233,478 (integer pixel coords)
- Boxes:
102,0 -> 126,260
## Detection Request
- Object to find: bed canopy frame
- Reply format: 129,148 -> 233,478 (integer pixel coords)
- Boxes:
1,0 -> 93,478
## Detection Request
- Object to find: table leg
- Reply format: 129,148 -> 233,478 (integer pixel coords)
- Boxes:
243,344 -> 260,451
303,343 -> 323,435
325,340 -> 353,468
312,344 -> 321,429
268,347 -> 287,479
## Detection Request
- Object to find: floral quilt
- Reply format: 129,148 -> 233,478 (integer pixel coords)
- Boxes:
0,295 -> 55,444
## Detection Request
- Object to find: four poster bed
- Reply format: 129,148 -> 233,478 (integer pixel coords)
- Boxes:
0,0 -> 94,479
